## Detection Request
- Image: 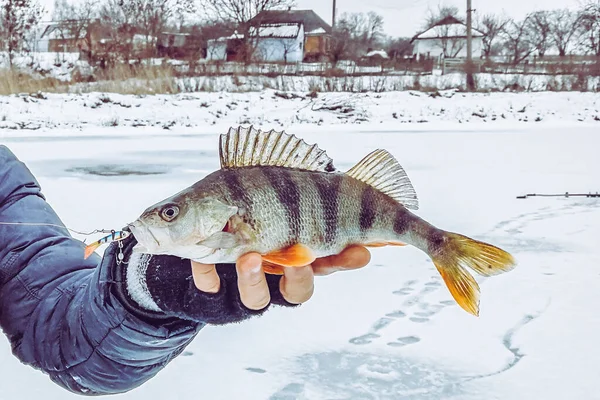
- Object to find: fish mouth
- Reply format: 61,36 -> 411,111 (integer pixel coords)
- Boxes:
128,220 -> 160,249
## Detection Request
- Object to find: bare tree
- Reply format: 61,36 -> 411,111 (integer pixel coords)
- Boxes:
477,13 -> 509,57
0,0 -> 43,68
503,16 -> 535,64
132,0 -> 195,55
52,0 -> 97,59
365,11 -> 384,47
547,8 -> 581,57
528,11 -> 552,57
329,28 -> 351,66
579,0 -> 600,56
336,11 -> 385,58
280,36 -> 299,62
201,0 -> 295,26
385,36 -> 412,59
423,4 -> 459,29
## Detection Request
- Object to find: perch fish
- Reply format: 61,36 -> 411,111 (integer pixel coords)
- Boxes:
128,126 -> 516,316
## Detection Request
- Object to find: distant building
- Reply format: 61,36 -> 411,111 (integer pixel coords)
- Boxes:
248,10 -> 332,62
206,32 -> 244,61
158,32 -> 202,58
411,16 -> 485,60
248,22 -> 304,62
37,21 -> 88,53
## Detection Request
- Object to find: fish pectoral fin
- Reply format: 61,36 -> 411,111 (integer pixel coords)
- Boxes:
84,242 -> 102,259
263,244 -> 316,267
262,261 -> 285,275
198,232 -> 239,249
365,241 -> 407,248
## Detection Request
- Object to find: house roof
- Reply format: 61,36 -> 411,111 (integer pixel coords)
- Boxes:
41,22 -> 87,40
364,49 -> 389,59
412,15 -> 485,41
248,23 -> 302,38
249,10 -> 332,34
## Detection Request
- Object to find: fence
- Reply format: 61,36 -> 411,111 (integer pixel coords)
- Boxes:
174,59 -> 436,77
441,55 -> 600,76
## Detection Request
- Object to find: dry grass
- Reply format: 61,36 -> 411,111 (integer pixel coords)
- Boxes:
1,64 -> 181,96
76,64 -> 180,95
0,69 -> 68,95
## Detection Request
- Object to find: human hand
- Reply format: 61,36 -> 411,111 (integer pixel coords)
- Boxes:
191,245 -> 371,310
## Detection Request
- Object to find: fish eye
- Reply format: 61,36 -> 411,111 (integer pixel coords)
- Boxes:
160,205 -> 179,222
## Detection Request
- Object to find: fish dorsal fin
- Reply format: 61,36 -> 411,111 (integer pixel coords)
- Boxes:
346,149 -> 419,210
219,126 -> 336,172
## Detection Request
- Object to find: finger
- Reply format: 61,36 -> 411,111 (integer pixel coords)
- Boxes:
191,261 -> 221,293
312,245 -> 371,276
236,252 -> 270,310
279,265 -> 314,304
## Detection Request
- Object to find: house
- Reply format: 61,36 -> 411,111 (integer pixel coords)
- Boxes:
158,32 -> 202,58
248,22 -> 304,62
206,32 -> 244,61
248,10 -> 332,61
411,16 -> 485,61
37,20 -> 88,53
205,23 -> 306,63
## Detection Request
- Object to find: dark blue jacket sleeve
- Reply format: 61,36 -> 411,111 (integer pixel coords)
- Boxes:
0,145 -> 203,395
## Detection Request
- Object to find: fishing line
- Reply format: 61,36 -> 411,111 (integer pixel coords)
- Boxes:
0,222 -> 121,237
516,192 -> 600,199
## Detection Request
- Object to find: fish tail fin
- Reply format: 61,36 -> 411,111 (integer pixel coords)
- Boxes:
84,242 -> 102,259
431,232 -> 516,317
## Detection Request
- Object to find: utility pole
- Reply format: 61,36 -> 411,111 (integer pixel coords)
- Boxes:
466,0 -> 475,91
332,0 -> 337,29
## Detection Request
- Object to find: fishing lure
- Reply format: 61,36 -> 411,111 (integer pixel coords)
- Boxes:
84,230 -> 131,259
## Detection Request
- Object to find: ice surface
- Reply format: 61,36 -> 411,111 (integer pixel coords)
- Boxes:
0,97 -> 599,399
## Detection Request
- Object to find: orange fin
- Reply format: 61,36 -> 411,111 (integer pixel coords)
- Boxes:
84,242 -> 101,259
431,232 -> 516,316
262,261 -> 285,275
263,244 -> 316,267
365,241 -> 407,248
434,261 -> 480,317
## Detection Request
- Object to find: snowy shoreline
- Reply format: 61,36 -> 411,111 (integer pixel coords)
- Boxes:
0,89 -> 598,133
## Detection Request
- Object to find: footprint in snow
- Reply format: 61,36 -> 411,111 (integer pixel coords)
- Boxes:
409,317 -> 429,323
371,317 -> 394,332
385,310 -> 406,318
349,333 -> 380,345
387,335 -> 421,347
246,367 -> 267,374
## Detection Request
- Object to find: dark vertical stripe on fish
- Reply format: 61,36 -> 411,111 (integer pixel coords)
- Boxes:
262,167 -> 301,241
312,172 -> 342,244
359,185 -> 377,231
393,207 -> 408,236
222,169 -> 247,204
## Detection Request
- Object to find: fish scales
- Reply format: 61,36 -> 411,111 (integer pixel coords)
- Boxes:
130,126 -> 517,317
201,166 -> 403,257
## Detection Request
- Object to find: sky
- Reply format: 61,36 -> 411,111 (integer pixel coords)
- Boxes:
37,0 -> 587,38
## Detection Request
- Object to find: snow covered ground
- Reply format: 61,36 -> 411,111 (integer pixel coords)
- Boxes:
1,90 -> 599,132
1,92 -> 599,400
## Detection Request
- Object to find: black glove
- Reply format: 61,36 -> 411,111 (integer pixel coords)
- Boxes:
109,233 -> 297,326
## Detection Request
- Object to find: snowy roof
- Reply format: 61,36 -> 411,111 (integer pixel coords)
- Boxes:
365,50 -> 389,59
209,32 -> 244,42
413,16 -> 485,40
41,24 -> 86,40
248,23 -> 302,39
306,27 -> 326,35
249,10 -> 331,34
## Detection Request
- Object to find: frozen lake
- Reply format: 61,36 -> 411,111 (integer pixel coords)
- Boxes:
1,124 -> 599,400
